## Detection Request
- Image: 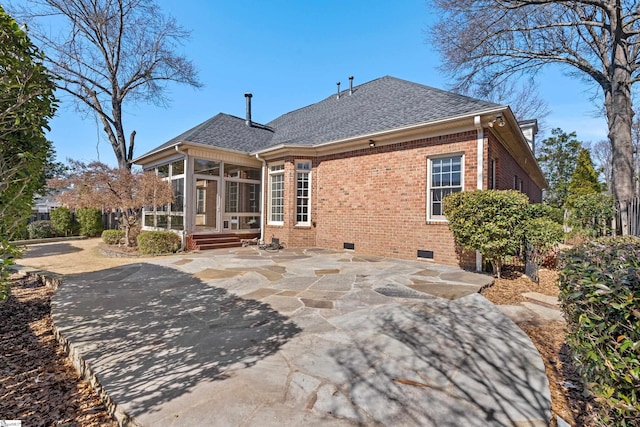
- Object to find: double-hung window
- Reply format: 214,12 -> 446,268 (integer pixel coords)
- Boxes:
268,164 -> 284,224
428,155 -> 463,221
296,161 -> 311,225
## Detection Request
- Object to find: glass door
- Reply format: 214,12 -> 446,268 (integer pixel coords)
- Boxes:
194,177 -> 219,232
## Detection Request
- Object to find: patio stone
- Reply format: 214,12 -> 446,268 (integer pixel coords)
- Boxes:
194,268 -> 243,280
241,287 -> 280,300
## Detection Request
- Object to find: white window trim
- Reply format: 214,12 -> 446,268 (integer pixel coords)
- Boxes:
426,153 -> 464,222
267,162 -> 285,225
295,160 -> 312,226
142,158 -> 186,231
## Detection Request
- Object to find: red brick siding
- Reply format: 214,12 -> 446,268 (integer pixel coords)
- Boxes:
263,156 -> 318,247
487,133 -> 543,203
262,130 -> 540,269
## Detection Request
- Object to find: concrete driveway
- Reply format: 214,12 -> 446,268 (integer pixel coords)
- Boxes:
43,246 -> 550,426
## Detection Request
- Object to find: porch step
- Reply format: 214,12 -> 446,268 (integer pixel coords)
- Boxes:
198,242 -> 247,250
188,232 -> 260,251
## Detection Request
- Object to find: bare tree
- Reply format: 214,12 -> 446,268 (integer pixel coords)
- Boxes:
429,0 -> 639,231
592,139 -> 613,193
10,0 -> 202,169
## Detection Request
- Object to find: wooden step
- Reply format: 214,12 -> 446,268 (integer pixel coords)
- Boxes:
194,237 -> 240,245
197,242 -> 245,250
188,232 -> 260,251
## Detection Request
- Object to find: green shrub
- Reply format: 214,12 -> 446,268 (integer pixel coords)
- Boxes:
137,231 -> 181,255
525,203 -> 564,225
101,230 -> 125,245
0,238 -> 22,300
566,193 -> 614,238
524,218 -> 565,254
50,207 -> 74,236
524,217 -> 565,267
443,189 -> 529,277
27,220 -> 54,239
76,208 -> 103,237
558,237 -> 640,425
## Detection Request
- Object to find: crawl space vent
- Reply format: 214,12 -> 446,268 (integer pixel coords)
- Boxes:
343,242 -> 355,250
417,250 -> 434,259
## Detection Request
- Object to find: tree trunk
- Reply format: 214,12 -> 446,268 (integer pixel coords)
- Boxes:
605,34 -> 635,235
112,100 -> 130,170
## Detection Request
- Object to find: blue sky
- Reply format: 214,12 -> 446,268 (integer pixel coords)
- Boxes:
30,0 -> 608,167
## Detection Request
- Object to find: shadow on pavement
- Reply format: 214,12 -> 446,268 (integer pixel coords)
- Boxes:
52,263 -> 301,420
327,295 -> 551,426
23,243 -> 83,258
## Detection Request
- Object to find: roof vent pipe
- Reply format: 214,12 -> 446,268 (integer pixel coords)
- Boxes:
244,93 -> 252,127
349,76 -> 354,95
336,82 -> 341,99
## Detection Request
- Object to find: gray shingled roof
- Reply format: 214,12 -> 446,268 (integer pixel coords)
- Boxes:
139,76 -> 502,160
145,113 -> 274,154
265,76 -> 501,146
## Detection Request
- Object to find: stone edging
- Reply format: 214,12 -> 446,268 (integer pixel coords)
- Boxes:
15,266 -> 138,427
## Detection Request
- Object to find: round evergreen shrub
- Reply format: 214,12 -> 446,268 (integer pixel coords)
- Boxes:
76,208 -> 104,237
27,220 -> 54,239
101,230 -> 125,245
50,207 -> 74,236
137,231 -> 181,255
525,203 -> 564,225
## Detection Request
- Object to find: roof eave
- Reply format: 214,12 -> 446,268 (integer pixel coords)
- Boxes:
134,140 -> 258,165
254,107 -> 510,158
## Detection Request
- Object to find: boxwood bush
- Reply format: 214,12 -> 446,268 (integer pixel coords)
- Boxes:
558,236 -> 640,425
137,231 -> 181,255
50,207 -> 74,236
101,230 -> 125,245
27,220 -> 54,239
76,208 -> 103,237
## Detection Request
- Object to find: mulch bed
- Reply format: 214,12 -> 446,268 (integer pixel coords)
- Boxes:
481,267 -> 598,426
0,274 -> 116,426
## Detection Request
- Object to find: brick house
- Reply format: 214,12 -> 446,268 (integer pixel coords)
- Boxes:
135,76 -> 546,269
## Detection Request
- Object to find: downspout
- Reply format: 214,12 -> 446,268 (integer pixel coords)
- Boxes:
255,153 -> 266,244
175,144 -> 189,251
474,115 -> 484,272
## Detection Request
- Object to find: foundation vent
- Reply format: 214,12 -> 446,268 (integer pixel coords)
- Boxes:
343,242 -> 355,250
417,250 -> 434,259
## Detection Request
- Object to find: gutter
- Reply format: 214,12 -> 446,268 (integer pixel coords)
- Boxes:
474,115 -> 484,273
255,153 -> 266,244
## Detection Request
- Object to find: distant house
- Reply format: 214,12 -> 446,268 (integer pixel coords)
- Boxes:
32,193 -> 62,221
135,76 -> 546,269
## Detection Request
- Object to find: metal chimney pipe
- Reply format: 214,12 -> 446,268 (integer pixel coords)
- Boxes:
349,76 -> 354,95
244,93 -> 252,127
336,82 -> 341,99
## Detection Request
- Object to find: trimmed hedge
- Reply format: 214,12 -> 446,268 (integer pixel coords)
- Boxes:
443,189 -> 529,277
101,230 -> 125,245
137,231 -> 181,255
524,217 -> 564,263
76,208 -> 103,237
27,220 -> 54,239
558,236 -> 640,425
50,207 -> 74,236
525,203 -> 564,225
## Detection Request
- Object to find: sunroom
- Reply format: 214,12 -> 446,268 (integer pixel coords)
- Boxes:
138,143 -> 265,247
